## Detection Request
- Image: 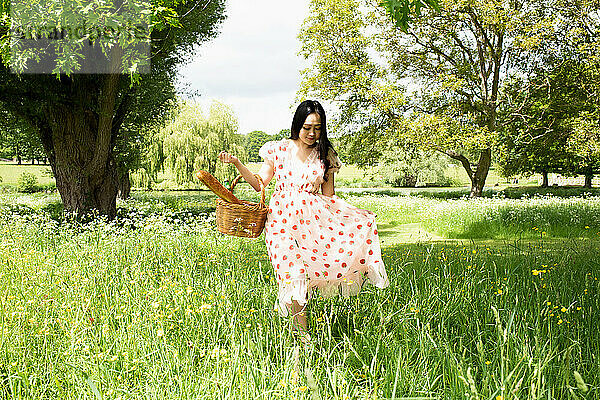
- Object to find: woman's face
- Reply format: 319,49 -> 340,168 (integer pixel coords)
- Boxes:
298,112 -> 322,148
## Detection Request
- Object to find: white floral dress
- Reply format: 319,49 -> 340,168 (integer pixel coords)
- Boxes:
259,139 -> 389,316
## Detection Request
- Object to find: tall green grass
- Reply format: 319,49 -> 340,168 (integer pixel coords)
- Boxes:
346,193 -> 600,240
0,192 -> 598,399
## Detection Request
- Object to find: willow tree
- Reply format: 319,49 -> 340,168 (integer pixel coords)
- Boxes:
147,101 -> 246,187
0,0 -> 225,217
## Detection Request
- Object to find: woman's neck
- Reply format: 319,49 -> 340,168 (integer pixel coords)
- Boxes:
291,138 -> 317,151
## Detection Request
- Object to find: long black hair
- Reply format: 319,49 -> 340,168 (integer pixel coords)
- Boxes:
290,100 -> 337,180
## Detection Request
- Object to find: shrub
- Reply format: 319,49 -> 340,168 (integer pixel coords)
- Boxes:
17,172 -> 38,193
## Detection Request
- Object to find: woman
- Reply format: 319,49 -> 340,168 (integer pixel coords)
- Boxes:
218,100 -> 389,342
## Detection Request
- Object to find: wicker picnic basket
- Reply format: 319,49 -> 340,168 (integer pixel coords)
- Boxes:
215,174 -> 268,238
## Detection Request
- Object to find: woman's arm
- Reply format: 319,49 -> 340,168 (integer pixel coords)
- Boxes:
218,151 -> 274,192
321,172 -> 335,197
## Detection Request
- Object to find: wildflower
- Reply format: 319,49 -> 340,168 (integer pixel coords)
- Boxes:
199,303 -> 212,312
485,361 -> 491,365
157,328 -> 164,337
561,307 -> 567,312
186,286 -> 194,295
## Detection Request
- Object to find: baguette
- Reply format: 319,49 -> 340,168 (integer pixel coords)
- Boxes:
196,170 -> 242,204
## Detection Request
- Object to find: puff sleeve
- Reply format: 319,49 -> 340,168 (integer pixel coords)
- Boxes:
258,141 -> 277,166
326,147 -> 343,174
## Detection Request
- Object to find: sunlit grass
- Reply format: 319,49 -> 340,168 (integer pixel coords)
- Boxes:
0,162 -> 54,185
0,192 -> 598,399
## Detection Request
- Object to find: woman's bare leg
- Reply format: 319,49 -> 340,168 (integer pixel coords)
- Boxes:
289,300 -> 310,343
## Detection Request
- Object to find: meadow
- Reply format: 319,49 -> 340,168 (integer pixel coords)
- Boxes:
0,188 -> 599,399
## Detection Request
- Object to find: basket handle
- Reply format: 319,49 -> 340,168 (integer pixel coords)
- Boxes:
229,174 -> 266,206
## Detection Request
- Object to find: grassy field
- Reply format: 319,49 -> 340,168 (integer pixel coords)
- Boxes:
0,162 -> 54,185
0,190 -> 599,399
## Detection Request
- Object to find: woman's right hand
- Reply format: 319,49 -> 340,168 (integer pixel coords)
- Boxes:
218,151 -> 239,165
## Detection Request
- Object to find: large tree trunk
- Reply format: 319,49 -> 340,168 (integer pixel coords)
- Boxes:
584,169 -> 593,188
469,148 -> 492,197
541,170 -> 549,188
439,147 -> 491,197
40,104 -> 119,218
37,72 -> 122,219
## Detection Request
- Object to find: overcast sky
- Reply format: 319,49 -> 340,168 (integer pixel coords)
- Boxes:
176,0 -> 310,135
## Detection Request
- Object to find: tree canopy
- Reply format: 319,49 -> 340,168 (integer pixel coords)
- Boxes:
299,0 -> 600,194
